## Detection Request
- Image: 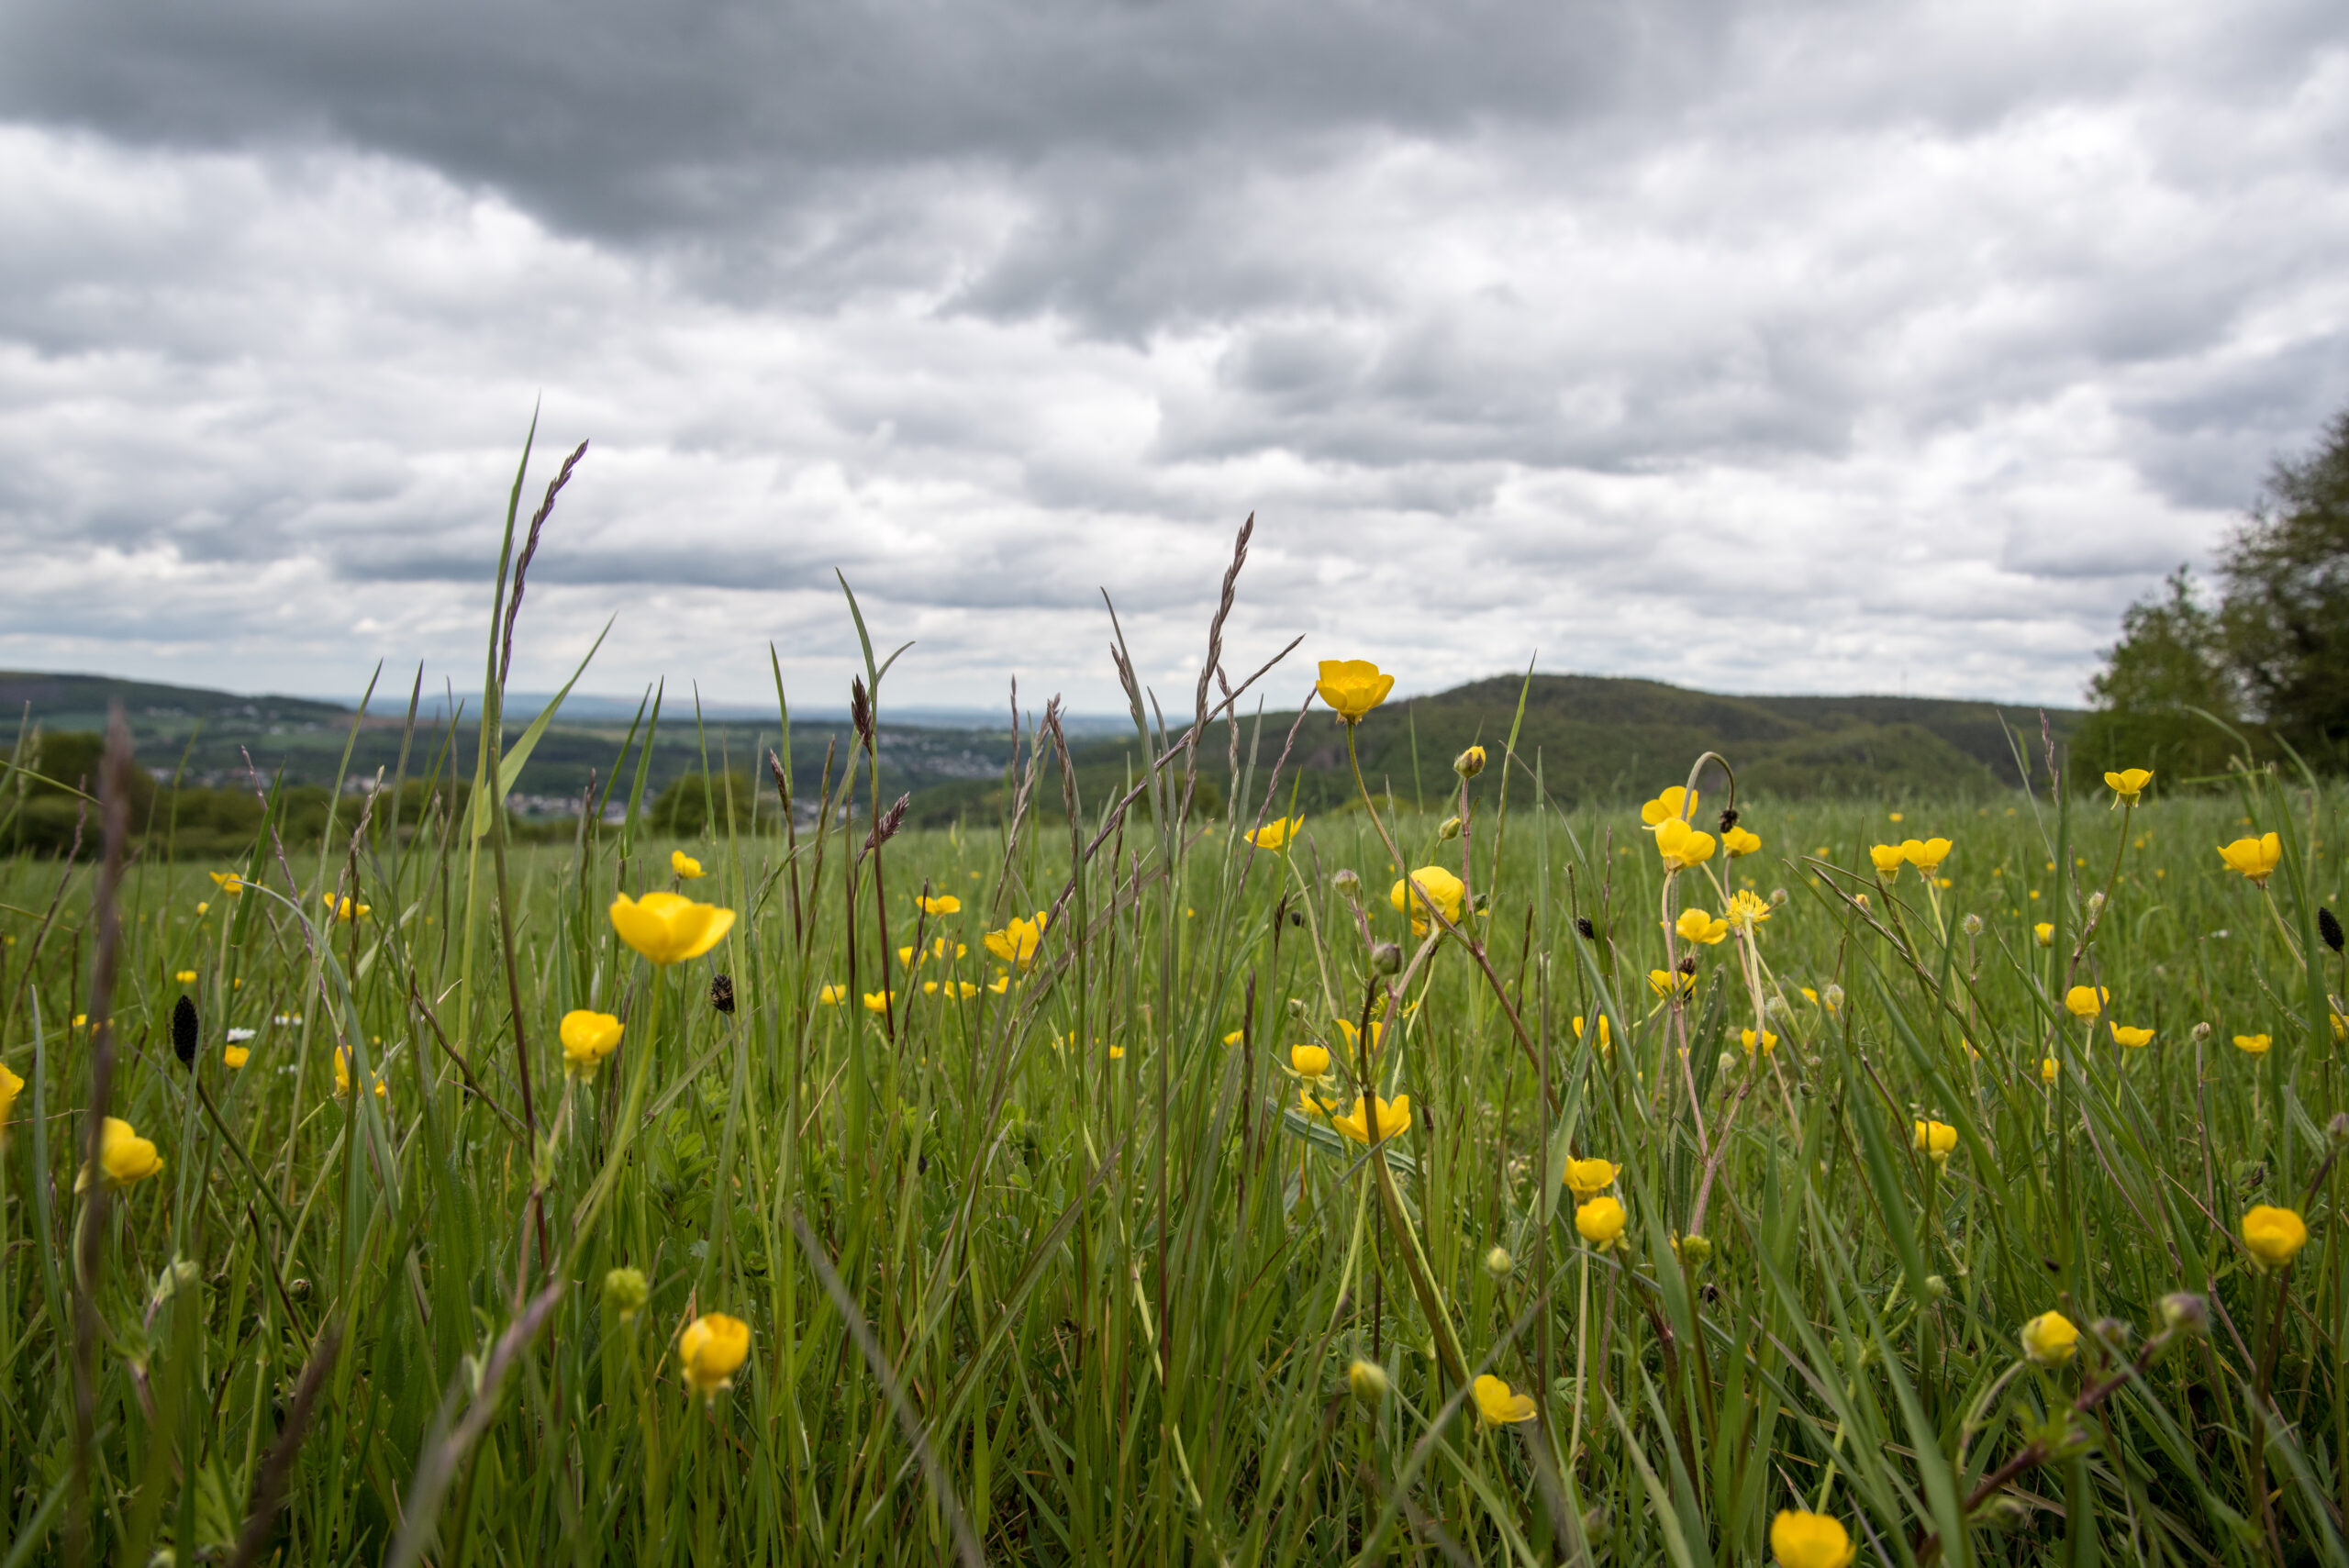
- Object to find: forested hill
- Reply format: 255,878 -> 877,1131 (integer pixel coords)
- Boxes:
1029,673 -> 2083,819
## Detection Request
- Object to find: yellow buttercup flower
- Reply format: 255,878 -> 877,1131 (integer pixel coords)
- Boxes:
1722,825 -> 1762,857
2233,1032 -> 2271,1055
609,891 -> 736,965
333,1048 -> 387,1101
1639,786 -> 1697,828
1572,1014 -> 1612,1051
1654,817 -> 1716,868
2105,767 -> 2152,805
1868,844 -> 1906,880
1769,1509 -> 1856,1568
1903,837 -> 1952,873
1222,1029 -> 1245,1045
1726,889 -> 1772,931
2217,832 -> 2282,885
915,893 -> 961,916
2241,1205 -> 2309,1269
77,1116 -> 162,1190
323,894 -> 370,922
1648,968 -> 1696,999
1471,1373 -> 1537,1425
1315,659 -> 1395,723
223,1044 -> 250,1069
1674,907 -> 1729,946
2033,921 -> 2054,947
986,973 -> 1010,995
2063,985 -> 2107,1020
0,1061 -> 23,1131
560,1009 -> 624,1082
1244,816 -> 1304,851
679,1312 -> 751,1400
1453,745 -> 1486,778
2021,1309 -> 2079,1365
1297,1087 -> 1338,1120
209,872 -> 246,895
1911,1119 -> 1957,1163
817,984 -> 845,1005
2110,1023 -> 2154,1049
1575,1195 -> 1628,1250
1389,865 -> 1465,935
983,911 -> 1050,970
1331,1094 -> 1411,1144
952,980 -> 980,999
174,969 -> 196,984
1742,1028 -> 1777,1057
1564,1157 -> 1620,1199
862,991 -> 894,1014
1289,1043 -> 1331,1079
2040,1056 -> 2058,1084
671,850 -> 705,879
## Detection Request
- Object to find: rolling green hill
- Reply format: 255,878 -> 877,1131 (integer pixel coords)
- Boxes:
908,673 -> 2082,825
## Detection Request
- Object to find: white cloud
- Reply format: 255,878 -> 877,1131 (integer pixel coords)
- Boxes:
1,0 -> 2346,714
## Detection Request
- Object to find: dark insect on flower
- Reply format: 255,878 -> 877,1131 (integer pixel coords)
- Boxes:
2321,906 -> 2343,954
1717,808 -> 1739,834
172,994 -> 199,1069
708,973 -> 736,1015
1575,917 -> 1597,940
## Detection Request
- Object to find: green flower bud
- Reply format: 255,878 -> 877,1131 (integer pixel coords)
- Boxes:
604,1266 -> 651,1323
1347,1359 -> 1388,1403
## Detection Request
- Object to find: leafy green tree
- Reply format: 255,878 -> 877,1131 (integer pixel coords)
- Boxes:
2219,408 -> 2349,764
2074,568 -> 2243,785
2083,409 -> 2349,782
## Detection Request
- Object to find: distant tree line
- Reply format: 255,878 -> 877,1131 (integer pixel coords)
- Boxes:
0,740 -> 917,858
2077,408 -> 2349,786
0,736 -> 579,860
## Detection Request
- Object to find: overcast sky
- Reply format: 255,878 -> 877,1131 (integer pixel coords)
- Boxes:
2,0 -> 2344,716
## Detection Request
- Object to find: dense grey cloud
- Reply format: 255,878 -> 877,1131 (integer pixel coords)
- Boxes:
0,0 -> 2345,714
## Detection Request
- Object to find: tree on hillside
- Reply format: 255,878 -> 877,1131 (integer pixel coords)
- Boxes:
2219,408 -> 2349,762
2073,569 -> 2242,782
2082,409 -> 2349,781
